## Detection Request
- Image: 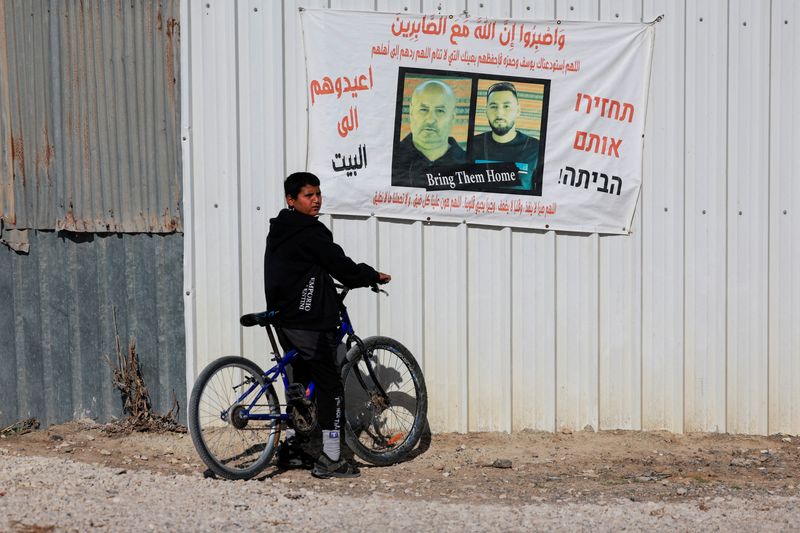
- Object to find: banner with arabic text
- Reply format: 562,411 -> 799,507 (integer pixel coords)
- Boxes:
301,9 -> 655,234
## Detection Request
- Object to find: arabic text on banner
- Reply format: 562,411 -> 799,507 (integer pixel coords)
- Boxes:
301,10 -> 655,234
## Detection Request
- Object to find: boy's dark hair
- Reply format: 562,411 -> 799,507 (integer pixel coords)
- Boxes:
284,172 -> 320,198
486,81 -> 518,101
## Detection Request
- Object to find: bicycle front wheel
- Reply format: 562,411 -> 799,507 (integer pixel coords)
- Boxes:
189,356 -> 281,480
342,336 -> 427,466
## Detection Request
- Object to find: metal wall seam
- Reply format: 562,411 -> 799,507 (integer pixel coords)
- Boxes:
237,0 -> 285,366
508,0 -> 559,437
376,218 -> 424,370
285,0 -> 327,176
641,0 -> 686,433
180,0 -> 197,409
330,216 -> 380,335
768,0 -> 800,435
682,0 -> 727,433
726,0 -> 770,435
190,0 -> 241,375
467,226 -> 513,431
461,1 -> 512,434
598,0 -> 644,432
552,0 -> 600,434
423,222 -> 469,432
511,229 -> 557,431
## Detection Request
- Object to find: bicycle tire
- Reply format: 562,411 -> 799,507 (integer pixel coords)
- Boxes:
189,356 -> 281,480
342,336 -> 427,466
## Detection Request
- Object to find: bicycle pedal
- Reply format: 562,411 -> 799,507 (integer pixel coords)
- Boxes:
286,383 -> 308,402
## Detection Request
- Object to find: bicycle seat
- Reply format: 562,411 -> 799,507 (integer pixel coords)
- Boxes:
239,310 -> 279,327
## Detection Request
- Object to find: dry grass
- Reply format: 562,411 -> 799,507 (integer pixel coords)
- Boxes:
0,418 -> 40,437
103,310 -> 186,435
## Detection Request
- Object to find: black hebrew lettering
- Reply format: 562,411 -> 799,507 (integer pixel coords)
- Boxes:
559,166 -> 623,196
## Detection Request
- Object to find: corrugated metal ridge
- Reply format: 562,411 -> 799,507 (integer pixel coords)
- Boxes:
0,0 -> 14,224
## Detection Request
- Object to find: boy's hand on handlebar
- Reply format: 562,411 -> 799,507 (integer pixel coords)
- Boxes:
370,273 -> 390,295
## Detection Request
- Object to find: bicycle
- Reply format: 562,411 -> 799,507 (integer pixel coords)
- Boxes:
188,284 -> 428,480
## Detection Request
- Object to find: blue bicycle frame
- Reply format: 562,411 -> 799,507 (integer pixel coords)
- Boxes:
219,300 -> 358,425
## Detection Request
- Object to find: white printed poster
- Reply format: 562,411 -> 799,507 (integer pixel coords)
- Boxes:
301,9 -> 655,234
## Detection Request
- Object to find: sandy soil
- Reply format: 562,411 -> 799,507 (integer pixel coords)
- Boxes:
2,419 -> 799,506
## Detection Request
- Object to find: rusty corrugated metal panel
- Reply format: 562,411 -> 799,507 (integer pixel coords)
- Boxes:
0,0 -> 181,233
0,230 -> 185,428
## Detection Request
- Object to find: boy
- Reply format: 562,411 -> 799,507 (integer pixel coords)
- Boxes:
264,171 -> 390,478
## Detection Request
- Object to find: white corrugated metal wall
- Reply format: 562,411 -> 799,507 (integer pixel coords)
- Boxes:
181,0 -> 800,435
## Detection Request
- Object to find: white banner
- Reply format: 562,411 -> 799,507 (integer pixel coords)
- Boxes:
301,9 -> 655,234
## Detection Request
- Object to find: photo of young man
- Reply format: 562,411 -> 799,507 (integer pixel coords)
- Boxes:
468,80 -> 546,195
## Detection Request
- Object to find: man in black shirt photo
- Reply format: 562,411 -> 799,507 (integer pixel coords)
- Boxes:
468,81 -> 541,193
391,79 -> 466,187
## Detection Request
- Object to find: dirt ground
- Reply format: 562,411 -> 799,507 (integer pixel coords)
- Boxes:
2,419 -> 799,507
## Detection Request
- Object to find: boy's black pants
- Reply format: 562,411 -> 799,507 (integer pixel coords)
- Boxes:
276,328 -> 344,432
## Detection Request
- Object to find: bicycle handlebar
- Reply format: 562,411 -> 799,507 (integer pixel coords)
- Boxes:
333,282 -> 388,300
370,284 -> 388,295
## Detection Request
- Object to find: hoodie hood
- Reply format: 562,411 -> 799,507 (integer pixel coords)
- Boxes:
268,208 -> 321,250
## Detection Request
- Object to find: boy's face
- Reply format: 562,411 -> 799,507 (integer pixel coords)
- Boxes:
287,184 -> 321,217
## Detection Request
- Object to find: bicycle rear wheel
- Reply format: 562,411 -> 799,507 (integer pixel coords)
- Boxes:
342,336 -> 427,466
189,356 -> 281,480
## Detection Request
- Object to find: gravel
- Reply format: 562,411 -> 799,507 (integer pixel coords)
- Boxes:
2,453 -> 800,531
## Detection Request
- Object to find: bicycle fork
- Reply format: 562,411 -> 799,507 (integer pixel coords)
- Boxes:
350,334 -> 391,404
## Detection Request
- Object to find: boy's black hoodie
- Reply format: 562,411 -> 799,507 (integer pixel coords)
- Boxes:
264,208 -> 380,330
